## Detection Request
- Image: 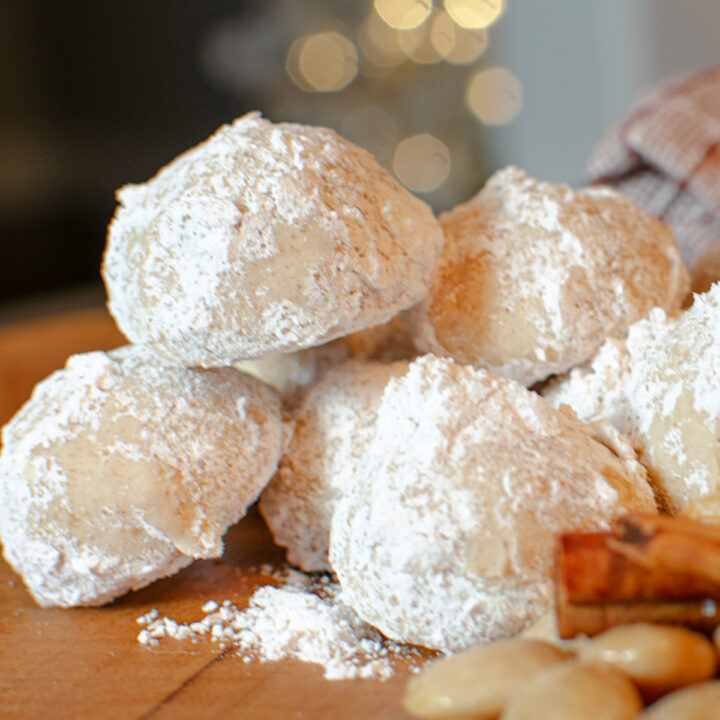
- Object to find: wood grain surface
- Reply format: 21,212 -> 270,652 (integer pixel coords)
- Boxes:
0,307 -> 421,720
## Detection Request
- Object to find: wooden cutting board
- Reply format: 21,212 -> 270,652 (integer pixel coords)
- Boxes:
0,307 -> 421,720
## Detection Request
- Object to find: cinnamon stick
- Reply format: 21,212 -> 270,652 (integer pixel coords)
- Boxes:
556,598 -> 720,639
554,515 -> 720,638
555,532 -> 720,603
610,513 -> 720,585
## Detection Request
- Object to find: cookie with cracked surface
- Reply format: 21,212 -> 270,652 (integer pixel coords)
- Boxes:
0,345 -> 284,607
407,166 -> 689,386
103,112 -> 443,367
544,284 -> 720,514
329,355 -> 656,652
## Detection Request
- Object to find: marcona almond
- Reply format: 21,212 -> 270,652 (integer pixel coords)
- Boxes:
637,680 -> 720,719
577,623 -> 717,700
500,660 -> 642,720
402,638 -> 566,719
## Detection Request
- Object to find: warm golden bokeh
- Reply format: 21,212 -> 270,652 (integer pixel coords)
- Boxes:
444,0 -> 505,29
374,0 -> 433,30
287,31 -> 359,92
285,37 -> 312,91
465,66 -> 523,124
359,11 -> 407,68
284,1 -> 510,197
393,134 -> 451,192
429,11 -> 457,59
445,26 -> 488,64
398,20 -> 443,64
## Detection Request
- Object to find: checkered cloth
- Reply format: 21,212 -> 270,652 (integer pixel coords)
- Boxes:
587,66 -> 720,268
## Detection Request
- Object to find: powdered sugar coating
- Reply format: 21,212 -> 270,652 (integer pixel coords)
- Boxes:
542,338 -> 634,426
260,359 -> 409,571
329,355 -> 655,652
0,345 -> 284,607
103,113 -> 444,367
407,166 -> 689,386
542,307 -> 672,426
544,287 -> 720,512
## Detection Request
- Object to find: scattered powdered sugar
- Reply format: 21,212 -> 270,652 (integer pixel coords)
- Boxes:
136,565 -> 424,680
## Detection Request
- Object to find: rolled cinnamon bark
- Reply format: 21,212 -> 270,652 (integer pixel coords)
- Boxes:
610,513 -> 720,585
556,532 -> 720,604
557,599 -> 720,639
554,518 -> 720,638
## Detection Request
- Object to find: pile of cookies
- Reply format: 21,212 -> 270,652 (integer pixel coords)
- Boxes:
0,111 -> 710,653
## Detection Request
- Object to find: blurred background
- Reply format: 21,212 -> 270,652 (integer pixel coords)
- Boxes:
2,0 -> 720,316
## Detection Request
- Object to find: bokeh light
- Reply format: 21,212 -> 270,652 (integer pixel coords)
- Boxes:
374,0 -> 433,30
429,11 -> 457,59
444,0 -> 505,29
398,19 -> 443,64
445,26 -> 487,64
465,66 -> 523,124
393,134 -> 451,193
286,37 -> 312,91
287,31 -> 358,92
358,11 -> 406,68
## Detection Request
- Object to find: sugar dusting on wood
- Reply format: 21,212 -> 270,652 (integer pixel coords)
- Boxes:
136,565 -> 427,680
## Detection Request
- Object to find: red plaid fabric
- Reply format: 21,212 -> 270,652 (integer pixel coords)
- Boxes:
587,66 -> 720,268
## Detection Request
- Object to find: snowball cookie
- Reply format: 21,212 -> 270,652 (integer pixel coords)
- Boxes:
329,355 -> 656,652
545,286 -> 720,513
259,359 -> 409,571
236,314 -> 416,405
0,345 -> 284,607
103,112 -> 444,367
407,166 -> 689,386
